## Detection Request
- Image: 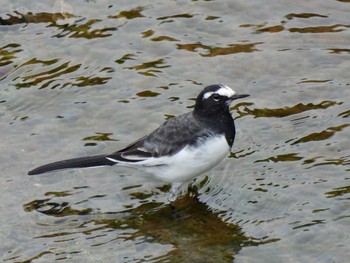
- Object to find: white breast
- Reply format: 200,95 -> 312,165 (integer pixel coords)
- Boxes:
134,135 -> 230,183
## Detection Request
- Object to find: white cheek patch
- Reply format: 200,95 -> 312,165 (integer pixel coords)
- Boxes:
203,85 -> 235,100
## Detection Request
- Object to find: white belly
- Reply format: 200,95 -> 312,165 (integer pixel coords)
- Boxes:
135,135 -> 230,183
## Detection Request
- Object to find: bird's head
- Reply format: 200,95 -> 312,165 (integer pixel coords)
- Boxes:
194,84 -> 249,117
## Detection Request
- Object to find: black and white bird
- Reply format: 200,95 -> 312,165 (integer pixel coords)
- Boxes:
28,84 -> 249,201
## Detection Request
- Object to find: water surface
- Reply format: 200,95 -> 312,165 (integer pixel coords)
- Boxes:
1,0 -> 350,262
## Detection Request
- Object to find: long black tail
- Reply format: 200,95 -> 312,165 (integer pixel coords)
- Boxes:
28,155 -> 116,175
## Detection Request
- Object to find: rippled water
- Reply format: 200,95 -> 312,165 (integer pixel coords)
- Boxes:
1,0 -> 350,262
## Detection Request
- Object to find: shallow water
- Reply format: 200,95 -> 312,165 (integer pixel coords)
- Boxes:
1,0 -> 350,262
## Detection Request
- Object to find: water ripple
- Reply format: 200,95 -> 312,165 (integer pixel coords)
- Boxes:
291,124 -> 350,145
10,58 -> 112,89
51,19 -> 118,39
0,11 -> 74,26
237,101 -> 339,118
108,6 -> 146,20
176,42 -> 262,57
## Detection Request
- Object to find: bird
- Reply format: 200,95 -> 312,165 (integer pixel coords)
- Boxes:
28,84 -> 249,201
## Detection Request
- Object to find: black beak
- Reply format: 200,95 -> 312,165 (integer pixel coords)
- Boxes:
230,93 -> 250,101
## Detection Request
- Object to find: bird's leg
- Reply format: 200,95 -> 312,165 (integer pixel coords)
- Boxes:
168,182 -> 185,219
169,202 -> 181,219
168,182 -> 185,202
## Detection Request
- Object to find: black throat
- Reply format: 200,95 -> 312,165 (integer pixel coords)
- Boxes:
193,108 -> 236,147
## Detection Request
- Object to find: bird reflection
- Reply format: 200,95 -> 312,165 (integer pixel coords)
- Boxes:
24,191 -> 247,261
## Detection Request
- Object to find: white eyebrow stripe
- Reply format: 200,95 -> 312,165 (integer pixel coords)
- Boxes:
203,85 -> 235,100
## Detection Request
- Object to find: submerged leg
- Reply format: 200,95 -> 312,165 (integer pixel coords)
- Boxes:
168,182 -> 187,202
168,182 -> 186,218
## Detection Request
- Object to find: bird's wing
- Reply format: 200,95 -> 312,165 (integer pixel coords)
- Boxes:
106,112 -> 211,163
106,147 -> 152,163
105,134 -> 151,163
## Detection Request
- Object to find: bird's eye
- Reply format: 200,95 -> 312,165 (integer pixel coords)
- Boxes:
212,94 -> 220,101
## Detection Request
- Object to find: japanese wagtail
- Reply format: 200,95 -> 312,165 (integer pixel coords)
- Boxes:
28,84 -> 249,200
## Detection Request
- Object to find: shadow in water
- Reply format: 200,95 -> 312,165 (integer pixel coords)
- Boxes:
23,191 -> 274,262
